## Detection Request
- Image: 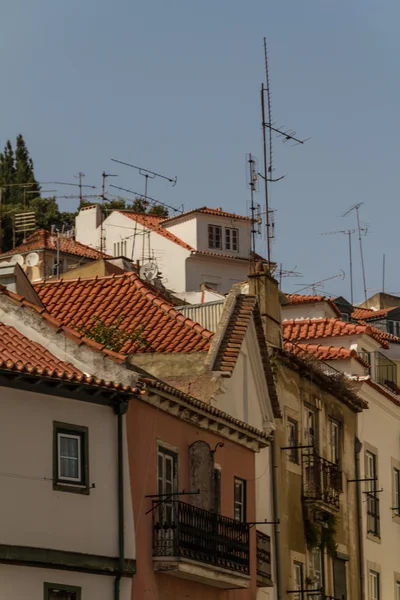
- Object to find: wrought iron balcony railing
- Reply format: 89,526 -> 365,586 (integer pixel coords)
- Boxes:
152,500 -> 250,575
256,530 -> 272,582
302,453 -> 341,509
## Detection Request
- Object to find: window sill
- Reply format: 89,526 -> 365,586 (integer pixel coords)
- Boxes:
287,460 -> 301,476
392,514 -> 400,525
367,532 -> 381,544
53,481 -> 90,495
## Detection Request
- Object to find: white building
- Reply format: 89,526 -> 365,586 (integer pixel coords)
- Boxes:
75,205 -> 253,294
282,293 -> 400,600
0,313 -> 137,600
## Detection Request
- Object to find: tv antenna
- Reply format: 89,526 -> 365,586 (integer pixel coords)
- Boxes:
342,202 -> 368,303
278,264 -> 303,288
321,228 -> 367,305
260,37 -> 308,266
100,171 -> 118,253
109,184 -> 182,215
111,159 -> 177,204
295,271 -> 345,295
246,153 -> 259,268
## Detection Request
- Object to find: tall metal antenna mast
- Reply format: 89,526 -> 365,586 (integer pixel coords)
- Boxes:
111,159 -> 177,205
382,254 -> 386,293
100,171 -> 118,253
246,153 -> 259,270
260,37 -> 308,266
342,203 -> 367,303
320,228 -> 366,305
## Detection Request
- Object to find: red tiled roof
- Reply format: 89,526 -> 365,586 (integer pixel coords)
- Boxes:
283,318 -> 389,349
0,320 -> 146,396
284,294 -> 342,317
212,293 -> 280,417
355,319 -> 400,344
283,342 -> 371,369
34,273 -> 214,354
352,306 -> 397,320
214,295 -> 256,373
162,206 -> 252,224
0,229 -> 110,260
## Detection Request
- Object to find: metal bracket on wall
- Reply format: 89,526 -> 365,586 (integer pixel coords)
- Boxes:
347,477 -> 377,483
145,489 -> 200,515
281,444 -> 314,451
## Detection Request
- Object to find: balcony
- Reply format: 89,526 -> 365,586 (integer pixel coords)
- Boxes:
152,500 -> 251,589
302,453 -> 341,510
256,530 -> 273,587
375,351 -> 398,393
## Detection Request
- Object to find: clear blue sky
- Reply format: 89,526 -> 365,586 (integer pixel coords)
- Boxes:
1,0 -> 399,303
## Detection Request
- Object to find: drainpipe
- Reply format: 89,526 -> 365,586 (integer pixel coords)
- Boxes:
271,433 -> 282,600
114,399 -> 128,600
355,437 -> 365,600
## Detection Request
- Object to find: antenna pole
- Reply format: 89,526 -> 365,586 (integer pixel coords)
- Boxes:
348,230 -> 354,305
355,205 -> 367,303
78,172 -> 85,204
100,171 -> 118,254
382,254 -> 386,293
261,83 -> 271,265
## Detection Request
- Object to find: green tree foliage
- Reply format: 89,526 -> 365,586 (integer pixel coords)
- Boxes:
131,196 -> 168,217
78,315 -> 147,352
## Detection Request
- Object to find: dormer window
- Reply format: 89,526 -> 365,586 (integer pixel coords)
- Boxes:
225,227 -> 238,251
208,225 -> 222,249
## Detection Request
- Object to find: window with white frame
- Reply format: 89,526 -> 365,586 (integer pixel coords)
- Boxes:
303,405 -> 318,450
45,583 -> 81,600
308,548 -> 322,600
53,423 -> 88,491
368,570 -> 380,600
394,467 -> 400,516
396,580 -> 400,600
234,477 -> 246,522
293,561 -> 304,600
208,225 -> 222,249
157,445 -> 178,523
225,227 -> 238,251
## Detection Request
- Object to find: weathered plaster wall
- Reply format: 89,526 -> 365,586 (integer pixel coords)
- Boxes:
0,386 -> 135,560
0,564 -> 132,600
127,395 -> 257,600
274,362 -> 360,600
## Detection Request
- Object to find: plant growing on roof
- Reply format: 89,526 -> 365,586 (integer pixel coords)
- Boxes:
78,315 -> 148,353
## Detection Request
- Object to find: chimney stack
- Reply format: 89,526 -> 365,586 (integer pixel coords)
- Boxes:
248,262 -> 282,349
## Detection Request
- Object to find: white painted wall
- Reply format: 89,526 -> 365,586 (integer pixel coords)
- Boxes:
185,255 -> 248,294
103,211 -> 190,292
75,205 -> 102,250
0,386 -> 135,560
356,383 -> 400,600
0,564 -> 131,600
164,216 -> 198,249
213,324 -> 276,599
282,302 -> 338,320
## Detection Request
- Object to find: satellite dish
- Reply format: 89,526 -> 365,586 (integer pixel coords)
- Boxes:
9,254 -> 24,266
26,252 -> 40,267
140,262 -> 159,282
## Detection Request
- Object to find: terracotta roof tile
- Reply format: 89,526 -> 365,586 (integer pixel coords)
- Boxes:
0,229 -> 110,260
352,306 -> 397,320
119,212 -> 251,261
283,318 -> 389,348
284,293 -> 342,317
34,273 -> 213,354
162,206 -> 252,224
283,342 -> 371,369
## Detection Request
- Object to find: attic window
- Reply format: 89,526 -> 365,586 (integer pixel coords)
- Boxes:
225,227 -> 238,251
208,225 -> 222,250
